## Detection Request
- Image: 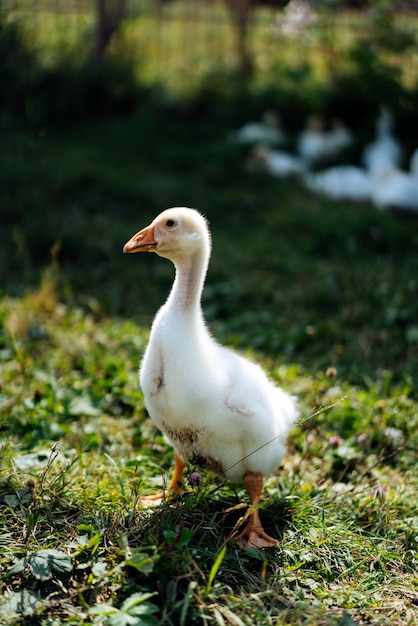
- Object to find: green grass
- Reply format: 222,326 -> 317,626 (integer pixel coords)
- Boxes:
0,105 -> 417,625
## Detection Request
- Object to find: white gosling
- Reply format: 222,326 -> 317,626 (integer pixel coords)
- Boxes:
123,207 -> 298,548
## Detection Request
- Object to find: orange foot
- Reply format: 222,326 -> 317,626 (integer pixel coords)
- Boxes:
139,453 -> 185,507
140,492 -> 166,507
233,471 -> 279,549
234,518 -> 279,548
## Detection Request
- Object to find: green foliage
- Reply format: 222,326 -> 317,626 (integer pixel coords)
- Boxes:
0,17 -> 38,118
2,2 -> 418,137
89,592 -> 159,626
0,12 -> 142,130
8,548 -> 72,581
317,1 -> 418,141
24,58 -> 144,129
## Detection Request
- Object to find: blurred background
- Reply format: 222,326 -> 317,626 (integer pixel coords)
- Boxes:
1,0 -> 418,382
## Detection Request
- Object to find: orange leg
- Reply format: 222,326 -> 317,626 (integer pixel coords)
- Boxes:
234,472 -> 279,548
140,453 -> 186,505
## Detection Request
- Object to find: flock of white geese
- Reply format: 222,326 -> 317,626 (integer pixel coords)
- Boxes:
231,106 -> 418,213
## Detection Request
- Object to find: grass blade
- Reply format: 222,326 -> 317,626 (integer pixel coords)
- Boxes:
206,545 -> 227,593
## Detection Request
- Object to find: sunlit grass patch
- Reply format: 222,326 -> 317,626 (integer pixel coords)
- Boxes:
1,282 -> 417,624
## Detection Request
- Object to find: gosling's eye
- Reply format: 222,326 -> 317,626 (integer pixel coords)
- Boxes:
165,219 -> 176,228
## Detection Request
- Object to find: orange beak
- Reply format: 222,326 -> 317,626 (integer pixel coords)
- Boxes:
123,224 -> 157,253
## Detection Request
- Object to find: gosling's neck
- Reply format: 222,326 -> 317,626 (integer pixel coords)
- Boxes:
166,248 -> 209,319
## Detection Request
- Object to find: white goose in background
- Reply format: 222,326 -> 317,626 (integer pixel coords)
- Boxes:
409,148 -> 418,177
297,116 -> 354,168
326,119 -> 354,156
230,110 -> 287,147
362,106 -> 403,176
364,115 -> 418,213
249,144 -> 306,178
371,168 -> 418,212
297,114 -> 335,166
303,165 -> 373,203
123,207 -> 298,548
